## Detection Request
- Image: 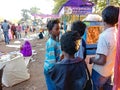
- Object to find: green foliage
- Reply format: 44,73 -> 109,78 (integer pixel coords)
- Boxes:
53,0 -> 120,14
53,0 -> 67,14
91,0 -> 120,13
96,1 -> 106,14
21,9 -> 30,21
21,7 -> 41,22
30,7 -> 41,15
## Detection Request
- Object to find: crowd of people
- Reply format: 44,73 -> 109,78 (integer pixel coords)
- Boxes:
0,20 -> 39,44
44,5 -> 119,90
0,5 -> 119,90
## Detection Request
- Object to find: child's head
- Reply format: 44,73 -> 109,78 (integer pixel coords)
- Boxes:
71,20 -> 86,36
47,19 -> 60,37
60,31 -> 81,56
102,6 -> 119,26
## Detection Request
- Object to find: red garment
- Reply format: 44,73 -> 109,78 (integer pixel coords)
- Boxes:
113,10 -> 120,90
11,25 -> 16,31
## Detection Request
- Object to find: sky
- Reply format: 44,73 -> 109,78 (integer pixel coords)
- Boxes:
0,0 -> 54,20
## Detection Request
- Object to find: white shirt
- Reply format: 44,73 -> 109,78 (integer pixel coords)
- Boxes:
93,27 -> 117,77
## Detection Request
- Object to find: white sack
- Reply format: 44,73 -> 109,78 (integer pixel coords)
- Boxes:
2,55 -> 30,87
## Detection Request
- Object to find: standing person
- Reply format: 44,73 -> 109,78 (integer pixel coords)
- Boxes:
11,24 -> 17,39
16,23 -> 22,39
59,22 -> 65,39
22,24 -> 25,31
8,27 -> 12,40
89,6 -> 119,90
67,22 -> 71,31
33,27 -> 36,32
1,20 -> 10,44
71,20 -> 87,59
25,25 -> 29,37
49,31 -> 88,90
0,24 -> 3,41
44,19 -> 61,90
71,21 -> 93,90
63,20 -> 67,33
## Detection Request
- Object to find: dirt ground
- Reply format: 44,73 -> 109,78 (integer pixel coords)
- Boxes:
0,36 -> 48,90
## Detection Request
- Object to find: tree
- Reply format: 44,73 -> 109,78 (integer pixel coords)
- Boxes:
21,9 -> 30,21
29,7 -> 40,15
89,0 -> 120,13
21,7 -> 41,25
53,0 -> 67,14
29,7 -> 41,22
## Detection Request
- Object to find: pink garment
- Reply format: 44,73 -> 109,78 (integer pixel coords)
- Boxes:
8,29 -> 13,40
113,10 -> 120,90
17,25 -> 22,32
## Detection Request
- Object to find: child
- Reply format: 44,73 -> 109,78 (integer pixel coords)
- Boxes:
16,23 -> 22,39
90,6 -> 119,90
49,31 -> 88,90
71,20 -> 86,59
25,25 -> 29,37
20,40 -> 32,57
39,28 -> 44,39
44,19 -> 61,90
11,24 -> 17,39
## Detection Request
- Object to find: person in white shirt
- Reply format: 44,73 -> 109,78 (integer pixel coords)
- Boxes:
90,6 -> 119,90
0,26 -> 3,41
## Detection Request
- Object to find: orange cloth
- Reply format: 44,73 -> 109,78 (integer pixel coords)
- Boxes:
39,29 -> 43,33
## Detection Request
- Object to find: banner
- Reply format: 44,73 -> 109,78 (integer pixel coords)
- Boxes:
64,6 -> 92,15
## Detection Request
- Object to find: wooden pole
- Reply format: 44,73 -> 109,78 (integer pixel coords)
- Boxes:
79,15 -> 80,20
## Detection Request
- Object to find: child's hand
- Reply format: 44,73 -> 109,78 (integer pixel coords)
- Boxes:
20,45 -> 23,51
60,54 -> 64,61
89,57 -> 95,64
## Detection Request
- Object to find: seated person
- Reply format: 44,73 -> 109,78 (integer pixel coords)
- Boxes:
20,40 -> 32,57
39,28 -> 44,39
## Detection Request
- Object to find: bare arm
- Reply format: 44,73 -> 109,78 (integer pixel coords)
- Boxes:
90,54 -> 107,65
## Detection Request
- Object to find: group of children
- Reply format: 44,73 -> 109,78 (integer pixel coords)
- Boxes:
44,18 -> 89,90
44,5 -> 119,90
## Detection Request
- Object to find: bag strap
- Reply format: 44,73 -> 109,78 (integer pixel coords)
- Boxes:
83,60 -> 93,90
83,60 -> 91,79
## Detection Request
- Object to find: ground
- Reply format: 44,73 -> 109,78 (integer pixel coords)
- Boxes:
0,36 -> 48,90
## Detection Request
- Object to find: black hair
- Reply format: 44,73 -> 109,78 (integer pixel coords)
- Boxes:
4,20 -> 7,22
60,31 -> 81,55
60,22 -> 63,29
102,6 -> 119,25
71,20 -> 86,36
47,19 -> 60,31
